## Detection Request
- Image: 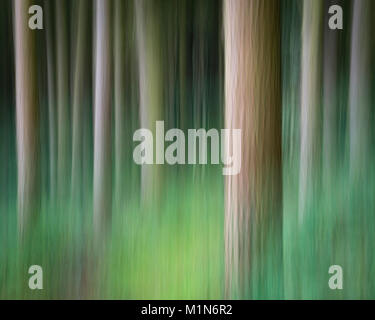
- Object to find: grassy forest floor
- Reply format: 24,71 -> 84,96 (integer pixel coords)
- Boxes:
2,162 -> 375,299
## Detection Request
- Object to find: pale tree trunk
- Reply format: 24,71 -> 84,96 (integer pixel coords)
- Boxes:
114,0 -> 126,213
348,0 -> 373,296
135,0 -> 163,204
72,0 -> 89,205
298,0 -> 323,223
93,0 -> 112,235
165,0 -> 178,128
224,0 -> 283,299
13,0 -> 40,236
349,0 -> 371,180
178,0 -> 187,131
45,0 -> 57,203
56,0 -> 71,203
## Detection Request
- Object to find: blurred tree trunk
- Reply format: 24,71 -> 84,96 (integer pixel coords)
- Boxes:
114,0 -> 126,213
72,0 -> 89,205
135,0 -> 163,204
56,0 -> 71,203
322,0 -> 345,187
349,0 -> 371,180
45,0 -> 57,203
93,0 -> 112,235
282,0 -> 302,170
224,0 -> 283,299
348,0 -> 373,296
164,0 -> 178,129
298,0 -> 323,223
193,1 -> 206,132
178,0 -> 187,131
1,0 -> 14,238
13,0 -> 40,236
192,0 -> 207,182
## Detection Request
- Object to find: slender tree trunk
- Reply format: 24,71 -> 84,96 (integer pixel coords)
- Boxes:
1,0 -> 14,239
56,0 -> 71,203
281,0 -> 302,171
349,0 -> 371,180
224,0 -> 283,299
323,0 -> 344,187
164,0 -> 177,129
347,0 -> 373,296
114,0 -> 126,213
13,0 -> 40,236
93,0 -> 112,235
45,0 -> 57,203
135,0 -> 163,204
72,0 -> 89,205
179,0 -> 187,131
298,0 -> 323,223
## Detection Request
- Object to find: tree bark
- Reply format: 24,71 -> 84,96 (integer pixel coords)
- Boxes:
114,0 -> 126,213
224,0 -> 283,298
93,0 -> 112,235
298,0 -> 323,223
13,0 -> 40,236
